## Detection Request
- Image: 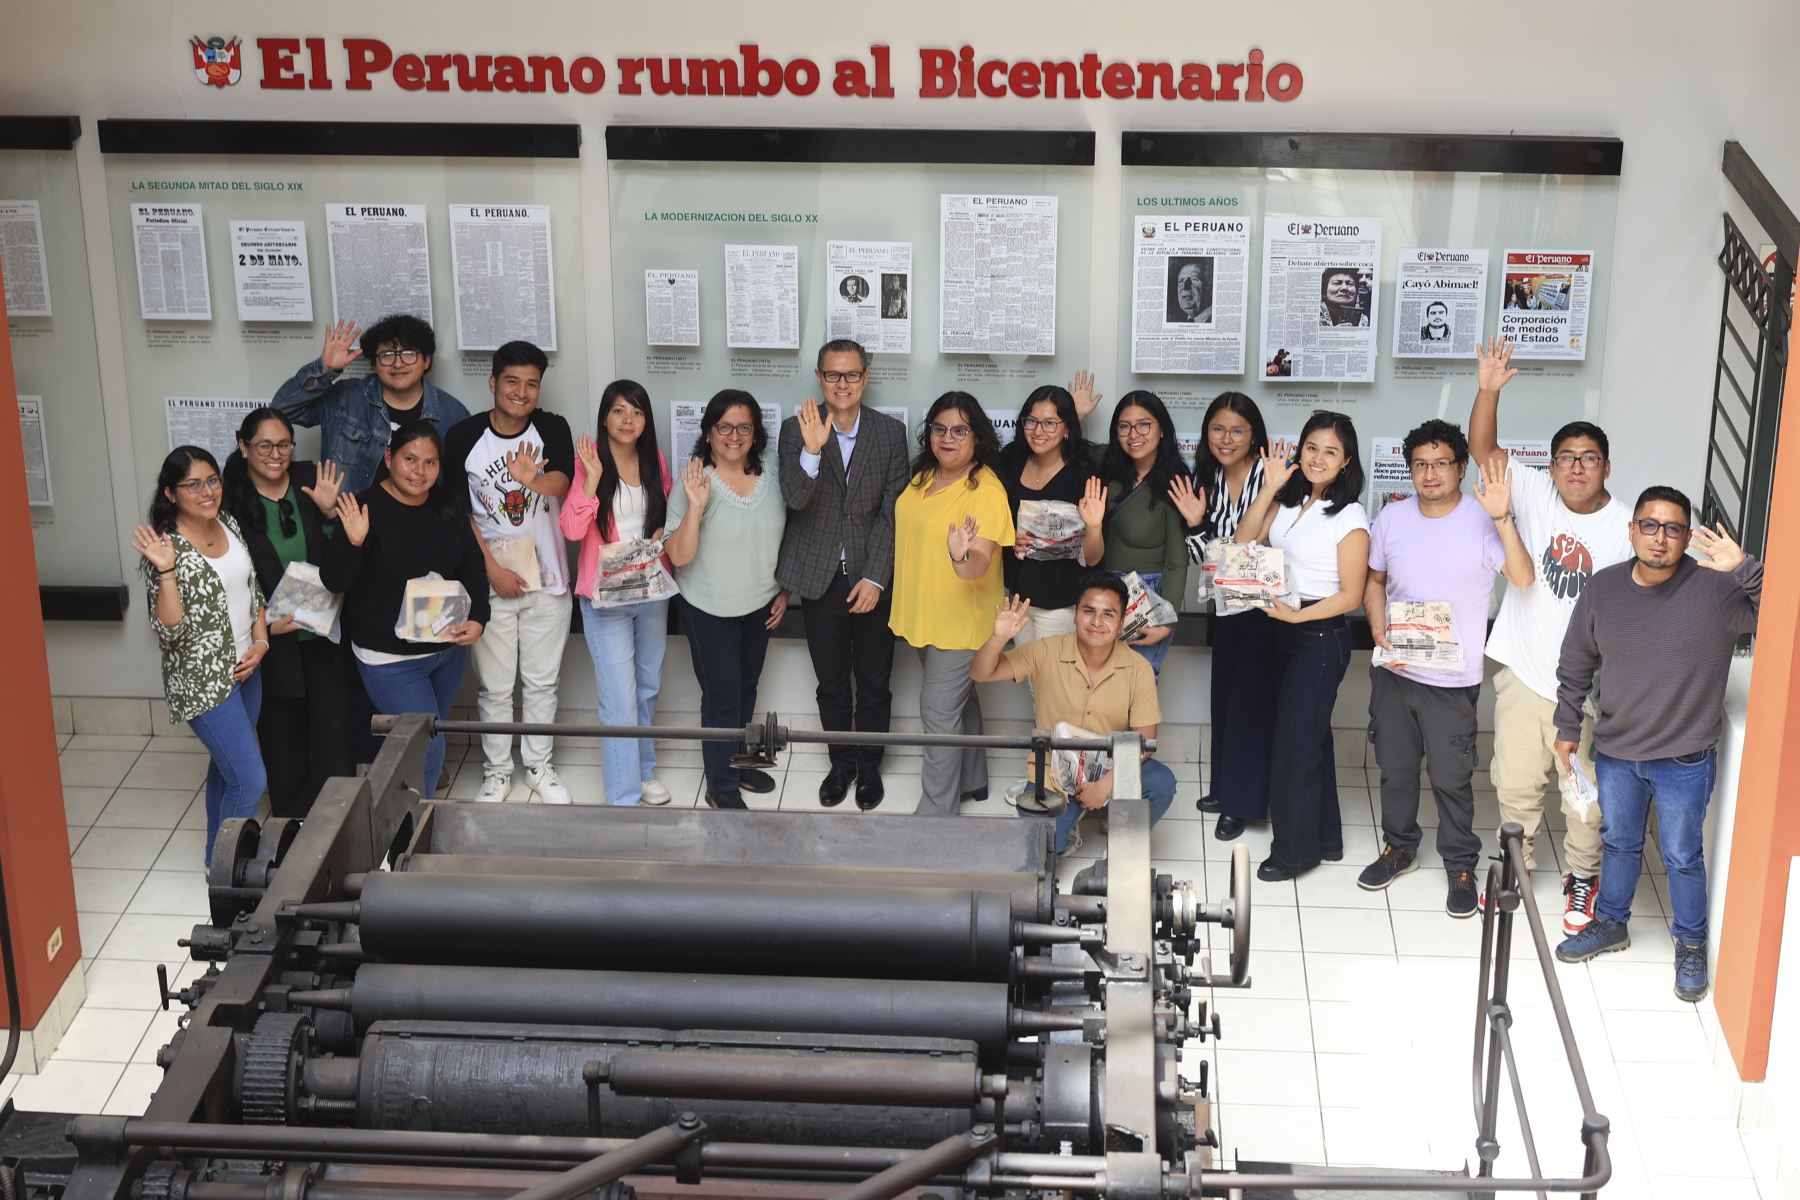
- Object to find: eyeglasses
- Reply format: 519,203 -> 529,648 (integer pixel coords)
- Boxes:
175,477 -> 223,494
1208,425 -> 1250,441
928,423 -> 971,442
712,422 -> 757,439
819,370 -> 866,384
375,348 -> 423,366
1116,419 -> 1156,438
252,439 -> 295,456
1634,518 -> 1690,539
1552,453 -> 1605,469
1409,459 -> 1457,474
276,497 -> 297,538
1021,416 -> 1064,432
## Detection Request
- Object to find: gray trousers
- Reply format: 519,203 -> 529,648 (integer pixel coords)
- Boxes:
1368,668 -> 1482,870
915,646 -> 987,815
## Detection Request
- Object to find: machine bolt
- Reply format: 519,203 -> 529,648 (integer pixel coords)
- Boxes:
678,1111 -> 700,1130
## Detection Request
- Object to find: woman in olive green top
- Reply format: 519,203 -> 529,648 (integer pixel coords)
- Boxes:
1100,390 -> 1195,674
131,445 -> 270,854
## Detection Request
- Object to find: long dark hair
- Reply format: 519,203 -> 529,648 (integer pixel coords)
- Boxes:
1272,410 -> 1364,515
1192,391 -> 1268,482
149,445 -> 222,535
1102,390 -> 1189,509
222,407 -> 294,533
998,385 -> 1093,478
691,389 -> 768,475
910,391 -> 1001,490
596,380 -> 668,537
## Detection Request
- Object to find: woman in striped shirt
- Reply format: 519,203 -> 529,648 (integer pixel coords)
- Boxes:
1170,392 -> 1276,840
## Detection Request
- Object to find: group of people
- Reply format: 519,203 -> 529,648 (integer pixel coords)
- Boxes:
133,317 -> 1756,1004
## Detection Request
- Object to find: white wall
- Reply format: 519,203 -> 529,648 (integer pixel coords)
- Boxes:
6,0 -> 1799,705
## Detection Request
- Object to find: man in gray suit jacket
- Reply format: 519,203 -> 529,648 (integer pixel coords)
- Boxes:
777,339 -> 912,810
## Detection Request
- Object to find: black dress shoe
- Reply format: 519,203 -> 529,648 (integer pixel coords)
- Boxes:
1214,815 -> 1247,841
819,764 -> 856,807
959,786 -> 989,802
704,788 -> 747,810
737,768 -> 777,794
1197,793 -> 1222,813
854,774 -> 885,811
1256,857 -> 1319,883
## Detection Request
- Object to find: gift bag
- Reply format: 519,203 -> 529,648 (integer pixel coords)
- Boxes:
266,561 -> 342,643
1118,572 -> 1179,643
396,574 -> 473,643
1015,499 -> 1086,561
592,537 -> 680,608
487,535 -> 542,591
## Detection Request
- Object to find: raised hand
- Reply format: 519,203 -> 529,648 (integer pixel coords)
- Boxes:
1474,453 -> 1513,519
335,494 -> 370,547
131,523 -> 177,573
1075,475 -> 1107,528
321,319 -> 364,372
505,442 -> 544,487
301,460 -> 344,516
947,514 -> 980,562
1690,521 -> 1746,572
1477,337 -> 1518,394
1261,446 -> 1298,492
575,433 -> 604,484
1166,474 -> 1206,526
1068,369 -> 1103,421
993,594 -> 1032,642
796,397 -> 831,455
681,459 -> 712,510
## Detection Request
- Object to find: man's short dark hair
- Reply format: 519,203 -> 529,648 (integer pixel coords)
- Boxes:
492,340 -> 549,378
1550,420 -> 1610,461
816,339 -> 870,372
1074,570 -> 1128,614
360,313 -> 436,361
1634,485 -> 1692,523
1402,418 -> 1469,466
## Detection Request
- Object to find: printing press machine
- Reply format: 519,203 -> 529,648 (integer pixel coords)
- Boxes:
0,713 -> 1614,1199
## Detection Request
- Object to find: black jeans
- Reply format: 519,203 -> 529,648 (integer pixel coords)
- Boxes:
1368,668 -> 1482,871
1211,608 -> 1280,820
682,596 -> 777,792
1266,616 -> 1351,871
257,636 -> 357,818
801,569 -> 896,774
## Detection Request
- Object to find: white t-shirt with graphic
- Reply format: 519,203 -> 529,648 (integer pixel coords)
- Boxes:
1484,464 -> 1633,700
447,410 -> 575,596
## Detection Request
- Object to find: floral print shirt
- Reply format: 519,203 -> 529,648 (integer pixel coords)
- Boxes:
142,513 -> 265,723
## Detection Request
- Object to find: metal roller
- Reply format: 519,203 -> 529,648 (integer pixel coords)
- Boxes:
296,873 -> 1016,979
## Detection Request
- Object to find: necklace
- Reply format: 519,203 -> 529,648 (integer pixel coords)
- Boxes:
181,519 -> 224,552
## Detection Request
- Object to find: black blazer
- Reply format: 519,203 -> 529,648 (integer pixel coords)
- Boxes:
239,461 -> 336,700
774,407 -> 911,601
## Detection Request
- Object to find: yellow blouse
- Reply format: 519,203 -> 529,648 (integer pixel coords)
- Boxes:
889,466 -> 1017,651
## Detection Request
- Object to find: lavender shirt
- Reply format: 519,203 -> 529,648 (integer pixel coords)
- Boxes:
1368,493 -> 1506,688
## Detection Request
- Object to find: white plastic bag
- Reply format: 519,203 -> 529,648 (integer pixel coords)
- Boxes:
1211,543 -> 1287,616
396,573 -> 472,643
1015,499 -> 1086,562
1372,600 -> 1462,669
592,538 -> 679,608
1048,720 -> 1113,797
1560,759 -> 1598,823
486,535 -> 542,591
1118,572 -> 1178,643
266,561 -> 342,643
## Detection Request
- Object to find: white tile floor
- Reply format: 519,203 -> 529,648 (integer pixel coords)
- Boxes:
38,722 -> 1769,1194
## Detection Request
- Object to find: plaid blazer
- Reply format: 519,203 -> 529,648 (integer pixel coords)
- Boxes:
775,407 -> 911,600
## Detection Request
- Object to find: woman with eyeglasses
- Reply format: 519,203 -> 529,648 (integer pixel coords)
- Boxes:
889,392 -> 1016,813
1166,393 -> 1278,838
1100,391 -> 1194,675
131,446 -> 271,853
322,422 -> 489,801
997,385 -> 1105,643
665,390 -> 789,809
221,407 -> 358,818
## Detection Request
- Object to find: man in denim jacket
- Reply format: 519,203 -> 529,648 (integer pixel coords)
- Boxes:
273,314 -> 469,494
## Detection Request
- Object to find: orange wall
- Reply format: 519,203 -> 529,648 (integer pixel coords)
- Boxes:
0,257 -> 83,1025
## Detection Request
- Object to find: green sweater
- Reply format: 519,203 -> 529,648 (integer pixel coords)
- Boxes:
1101,479 -> 1190,602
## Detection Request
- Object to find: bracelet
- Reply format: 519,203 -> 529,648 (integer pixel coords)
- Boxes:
251,638 -> 270,650
156,568 -> 176,577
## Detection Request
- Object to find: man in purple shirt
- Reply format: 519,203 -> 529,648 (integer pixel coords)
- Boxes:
1357,420 -> 1533,916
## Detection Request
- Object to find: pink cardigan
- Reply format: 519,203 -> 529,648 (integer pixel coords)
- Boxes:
558,454 -> 674,600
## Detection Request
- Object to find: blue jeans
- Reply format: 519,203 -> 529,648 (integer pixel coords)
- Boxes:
186,672 -> 267,858
1595,748 -> 1717,943
580,597 -> 669,806
356,647 -> 469,800
1118,570 -> 1172,676
1052,757 -> 1177,854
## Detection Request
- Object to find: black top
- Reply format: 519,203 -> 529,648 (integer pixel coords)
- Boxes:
238,461 -> 335,699
1000,455 -> 1100,611
320,486 -> 491,657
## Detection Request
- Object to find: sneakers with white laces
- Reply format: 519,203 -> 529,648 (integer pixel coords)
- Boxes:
476,769 -> 512,804
1563,873 -> 1599,936
639,779 -> 672,806
526,763 -> 573,805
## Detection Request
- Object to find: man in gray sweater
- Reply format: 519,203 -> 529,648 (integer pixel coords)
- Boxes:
1551,486 -> 1761,1002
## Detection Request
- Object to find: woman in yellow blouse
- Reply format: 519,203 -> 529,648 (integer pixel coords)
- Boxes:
890,392 -> 1016,814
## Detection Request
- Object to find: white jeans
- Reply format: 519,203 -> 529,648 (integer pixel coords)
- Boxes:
472,588 -> 571,772
1011,605 -> 1075,646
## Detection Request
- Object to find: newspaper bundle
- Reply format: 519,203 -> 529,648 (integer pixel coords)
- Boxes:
1118,572 -> 1179,643
265,561 -> 341,642
1372,600 -> 1461,669
1015,499 -> 1086,561
1209,543 -> 1287,616
397,574 -> 472,643
1048,721 -> 1111,798
593,537 -> 679,608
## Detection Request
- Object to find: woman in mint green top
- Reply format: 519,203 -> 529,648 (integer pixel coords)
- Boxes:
665,389 -> 789,808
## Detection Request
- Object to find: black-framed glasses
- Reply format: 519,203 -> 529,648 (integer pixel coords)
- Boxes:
819,370 -> 866,384
928,423 -> 972,442
276,497 -> 297,538
375,348 -> 423,366
1116,419 -> 1156,437
712,422 -> 756,439
174,477 -> 223,494
1021,416 -> 1064,432
252,439 -> 295,456
1634,518 -> 1690,538
1551,452 -> 1605,469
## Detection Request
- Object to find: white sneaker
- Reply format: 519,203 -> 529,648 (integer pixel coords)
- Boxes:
476,769 -> 512,804
527,763 -> 573,805
639,779 -> 672,806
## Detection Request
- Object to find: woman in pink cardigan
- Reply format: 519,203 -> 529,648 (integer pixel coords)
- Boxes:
559,380 -> 674,805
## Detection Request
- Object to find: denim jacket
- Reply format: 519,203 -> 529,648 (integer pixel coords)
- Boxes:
272,358 -> 469,494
